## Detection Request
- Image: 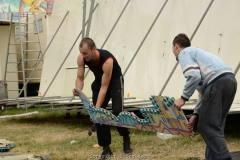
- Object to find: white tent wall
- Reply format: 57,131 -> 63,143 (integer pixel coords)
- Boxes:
39,0 -> 70,97
39,0 -> 240,103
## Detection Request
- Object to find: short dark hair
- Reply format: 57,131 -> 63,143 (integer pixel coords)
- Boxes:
79,37 -> 96,50
173,33 -> 191,48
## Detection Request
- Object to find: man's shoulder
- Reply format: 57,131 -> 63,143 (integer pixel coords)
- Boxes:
77,54 -> 85,66
98,49 -> 115,59
77,54 -> 84,61
182,46 -> 199,52
98,49 -> 110,54
179,47 -> 203,57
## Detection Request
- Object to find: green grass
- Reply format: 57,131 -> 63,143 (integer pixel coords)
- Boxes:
0,107 -> 239,160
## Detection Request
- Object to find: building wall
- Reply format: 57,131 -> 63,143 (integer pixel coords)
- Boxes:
15,12 -> 49,84
0,26 -> 19,98
39,0 -> 240,103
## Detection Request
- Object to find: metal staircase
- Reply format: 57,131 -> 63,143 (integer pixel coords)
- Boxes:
4,12 -> 43,98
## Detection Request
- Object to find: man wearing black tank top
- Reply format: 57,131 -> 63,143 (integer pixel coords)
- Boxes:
72,38 -> 133,159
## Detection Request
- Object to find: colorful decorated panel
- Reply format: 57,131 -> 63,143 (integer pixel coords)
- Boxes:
0,0 -> 54,13
75,88 -> 195,138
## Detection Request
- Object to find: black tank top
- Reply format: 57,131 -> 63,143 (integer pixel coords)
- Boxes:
84,49 -> 122,85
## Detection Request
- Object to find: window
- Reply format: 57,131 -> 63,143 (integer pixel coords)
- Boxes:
38,19 -> 43,32
34,21 -> 37,33
34,19 -> 43,33
16,28 -> 19,39
24,25 -> 27,37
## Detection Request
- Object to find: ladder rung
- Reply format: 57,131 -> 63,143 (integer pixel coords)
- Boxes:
22,32 -> 37,34
5,80 -> 23,82
12,24 -> 26,26
20,22 -> 34,24
11,34 -> 26,36
23,59 -> 43,61
25,78 -> 41,80
10,43 -> 27,45
11,23 -> 34,25
24,69 -> 42,71
7,89 -> 21,91
7,71 -> 23,73
8,53 -> 22,54
8,62 -> 20,63
23,50 -> 41,52
22,41 -> 40,43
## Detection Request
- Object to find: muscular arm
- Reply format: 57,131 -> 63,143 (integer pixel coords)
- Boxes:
95,58 -> 113,108
73,54 -> 85,96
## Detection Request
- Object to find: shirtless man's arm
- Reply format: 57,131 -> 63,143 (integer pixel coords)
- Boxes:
73,54 -> 85,96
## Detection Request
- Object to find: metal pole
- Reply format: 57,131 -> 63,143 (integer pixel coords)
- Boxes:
123,0 -> 168,76
26,13 -> 28,93
46,14 -> 49,36
39,4 -> 99,101
18,13 -> 27,98
85,0 -> 95,37
158,62 -> 179,96
16,11 -> 69,99
83,0 -> 131,79
234,62 -> 240,75
159,0 -> 214,96
4,13 -> 13,82
101,0 -> 130,49
82,0 -> 87,39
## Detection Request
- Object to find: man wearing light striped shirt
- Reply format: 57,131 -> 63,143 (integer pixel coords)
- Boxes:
172,33 -> 237,160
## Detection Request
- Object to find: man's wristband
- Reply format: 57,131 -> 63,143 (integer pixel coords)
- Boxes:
193,113 -> 199,118
181,96 -> 188,101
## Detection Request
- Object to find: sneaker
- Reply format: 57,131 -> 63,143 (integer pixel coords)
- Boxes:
99,148 -> 113,160
123,140 -> 133,154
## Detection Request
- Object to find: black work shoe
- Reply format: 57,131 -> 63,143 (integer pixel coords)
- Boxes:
99,149 -> 113,160
123,140 -> 133,154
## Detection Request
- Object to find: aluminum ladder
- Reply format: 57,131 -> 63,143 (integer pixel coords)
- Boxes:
4,12 -> 44,98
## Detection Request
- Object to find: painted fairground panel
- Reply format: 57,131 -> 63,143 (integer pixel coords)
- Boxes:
75,88 -> 195,138
0,0 -> 54,13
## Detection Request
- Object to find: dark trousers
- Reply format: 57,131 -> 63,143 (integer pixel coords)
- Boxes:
197,74 -> 237,160
92,76 -> 130,147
